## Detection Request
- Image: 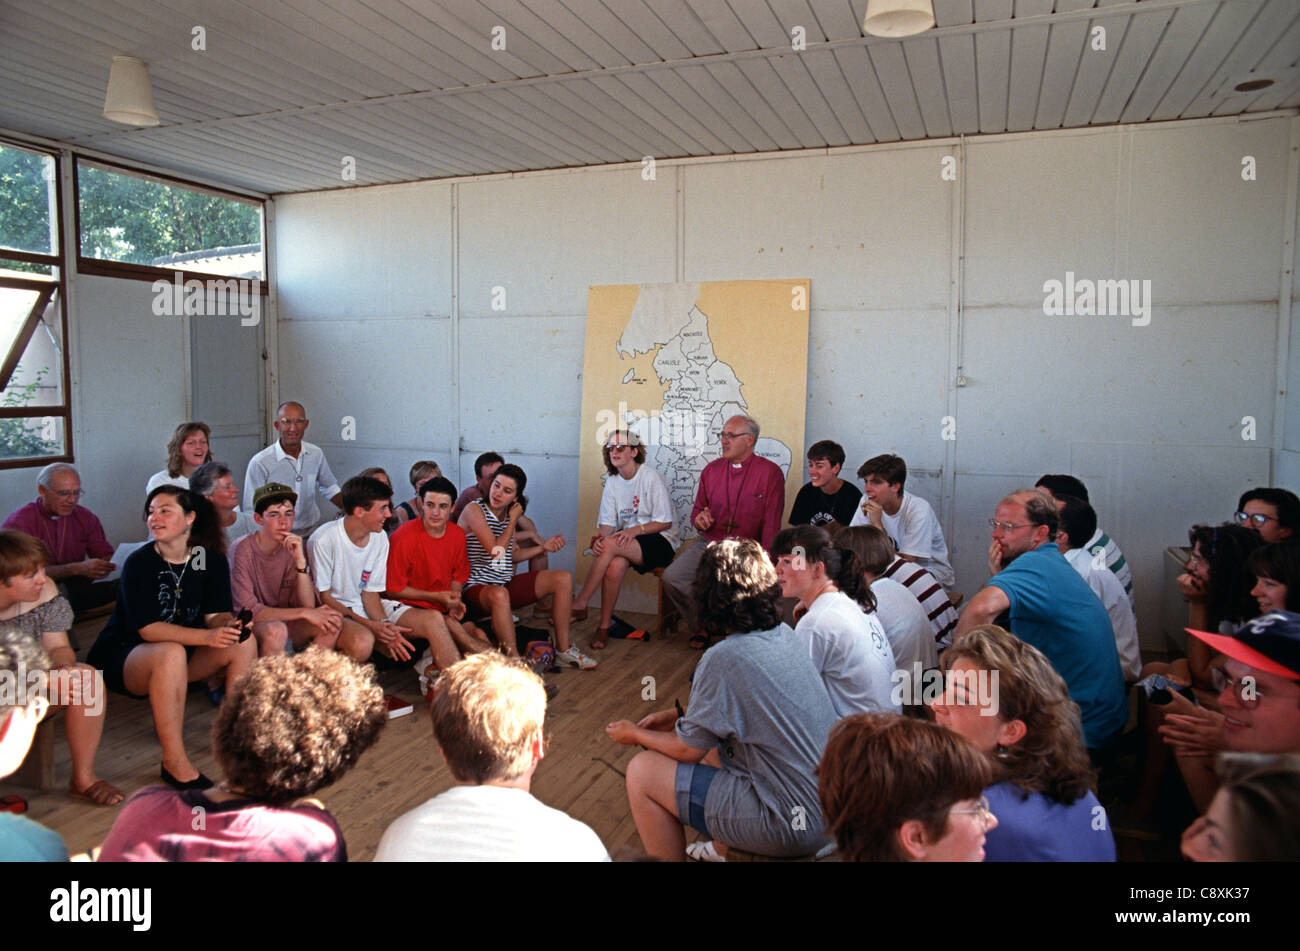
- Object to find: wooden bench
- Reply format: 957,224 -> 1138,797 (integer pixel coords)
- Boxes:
653,566 -> 679,637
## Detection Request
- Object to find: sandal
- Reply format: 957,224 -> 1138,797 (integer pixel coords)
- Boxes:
69,779 -> 125,807
686,840 -> 726,862
591,627 -> 609,650
688,633 -> 708,651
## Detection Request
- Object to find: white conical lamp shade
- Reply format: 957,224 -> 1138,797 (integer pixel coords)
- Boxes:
103,56 -> 160,126
863,0 -> 935,38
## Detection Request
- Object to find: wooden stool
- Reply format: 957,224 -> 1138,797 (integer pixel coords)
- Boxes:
8,709 -> 64,790
654,567 -> 679,637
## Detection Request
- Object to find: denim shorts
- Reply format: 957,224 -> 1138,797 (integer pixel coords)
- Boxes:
674,761 -> 719,838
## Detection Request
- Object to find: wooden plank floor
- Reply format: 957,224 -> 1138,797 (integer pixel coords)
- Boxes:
7,610 -> 698,861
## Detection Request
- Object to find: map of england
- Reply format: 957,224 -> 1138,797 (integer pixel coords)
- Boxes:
616,299 -> 790,538
579,280 -> 809,608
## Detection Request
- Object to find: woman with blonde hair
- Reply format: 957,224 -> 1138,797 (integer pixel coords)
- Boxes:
145,422 -> 212,494
931,624 -> 1116,861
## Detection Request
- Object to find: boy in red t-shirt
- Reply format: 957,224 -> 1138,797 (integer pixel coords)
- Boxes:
386,476 -> 492,659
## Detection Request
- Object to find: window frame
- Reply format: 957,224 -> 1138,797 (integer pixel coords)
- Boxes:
0,137 -> 73,469
73,155 -> 268,292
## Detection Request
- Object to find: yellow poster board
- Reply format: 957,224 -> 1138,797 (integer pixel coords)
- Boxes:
577,280 -> 810,612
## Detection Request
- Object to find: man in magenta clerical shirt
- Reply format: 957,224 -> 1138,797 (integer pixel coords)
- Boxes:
2,463 -> 117,613
660,414 -> 785,648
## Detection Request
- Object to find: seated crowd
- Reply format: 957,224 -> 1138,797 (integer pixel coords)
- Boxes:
1,404 -> 1298,863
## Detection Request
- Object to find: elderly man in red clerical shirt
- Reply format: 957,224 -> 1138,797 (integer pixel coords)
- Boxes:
2,463 -> 117,614
660,414 -> 785,649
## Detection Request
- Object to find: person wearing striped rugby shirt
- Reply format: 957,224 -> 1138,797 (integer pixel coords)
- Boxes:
839,525 -> 959,652
1035,474 -> 1134,609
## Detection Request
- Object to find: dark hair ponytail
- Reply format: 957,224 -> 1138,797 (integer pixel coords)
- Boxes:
772,525 -> 877,613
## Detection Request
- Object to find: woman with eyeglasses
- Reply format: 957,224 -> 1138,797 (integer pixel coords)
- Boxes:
1142,524 -> 1265,694
818,713 -> 996,862
1131,523 -> 1264,820
931,625 -> 1115,861
145,421 -> 212,494
571,430 -> 679,649
1234,487 -> 1300,544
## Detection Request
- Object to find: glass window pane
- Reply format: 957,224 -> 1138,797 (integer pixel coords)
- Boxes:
78,162 -> 263,279
0,258 -> 54,278
0,143 -> 58,257
0,289 -> 64,409
0,414 -> 64,461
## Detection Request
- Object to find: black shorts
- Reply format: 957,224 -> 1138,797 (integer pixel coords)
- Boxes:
88,636 -> 194,700
632,533 -> 676,574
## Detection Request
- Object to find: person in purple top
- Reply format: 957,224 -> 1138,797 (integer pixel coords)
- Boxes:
932,624 -> 1116,862
99,649 -> 386,861
660,414 -> 785,649
2,463 -> 116,613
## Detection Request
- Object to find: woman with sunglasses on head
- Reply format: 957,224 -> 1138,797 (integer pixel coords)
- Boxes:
571,430 -> 679,649
931,625 -> 1115,861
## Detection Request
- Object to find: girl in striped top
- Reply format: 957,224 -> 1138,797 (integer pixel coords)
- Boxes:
459,464 -> 596,670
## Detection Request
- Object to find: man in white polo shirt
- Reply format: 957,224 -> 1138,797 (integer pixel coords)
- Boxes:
244,400 -> 343,534
849,453 -> 954,589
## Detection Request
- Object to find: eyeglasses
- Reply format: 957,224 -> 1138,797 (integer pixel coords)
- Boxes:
719,431 -> 751,441
1211,665 -> 1300,709
988,518 -> 1033,533
949,795 -> 994,827
1186,551 -> 1208,570
49,489 -> 84,500
606,443 -> 633,452
1235,510 -> 1278,528
277,418 -> 308,428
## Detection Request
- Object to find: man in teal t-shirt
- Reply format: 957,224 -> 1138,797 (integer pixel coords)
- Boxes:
955,490 -> 1127,751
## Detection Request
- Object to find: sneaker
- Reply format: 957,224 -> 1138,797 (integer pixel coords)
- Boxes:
555,645 -> 598,670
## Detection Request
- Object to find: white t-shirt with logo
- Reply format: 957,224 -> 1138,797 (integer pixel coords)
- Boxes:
597,464 -> 681,550
308,519 -> 388,614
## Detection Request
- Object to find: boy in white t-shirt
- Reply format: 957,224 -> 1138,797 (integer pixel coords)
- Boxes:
308,475 -> 460,669
849,453 -> 955,589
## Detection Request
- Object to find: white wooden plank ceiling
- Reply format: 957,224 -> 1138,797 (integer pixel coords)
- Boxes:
0,0 -> 1295,194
